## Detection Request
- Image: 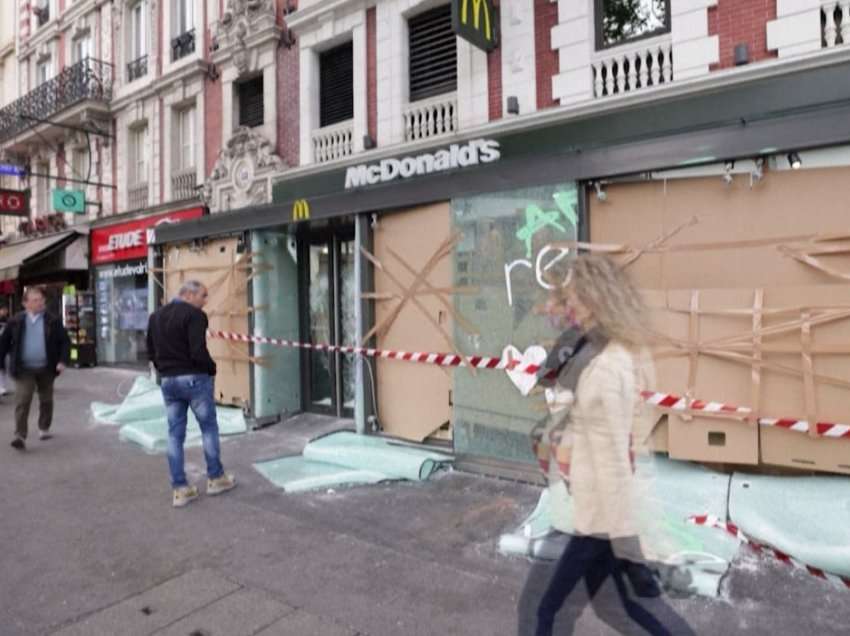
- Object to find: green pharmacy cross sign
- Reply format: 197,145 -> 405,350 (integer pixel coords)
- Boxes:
52,189 -> 86,214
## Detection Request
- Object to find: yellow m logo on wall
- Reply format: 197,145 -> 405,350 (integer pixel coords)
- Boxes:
292,199 -> 310,221
452,0 -> 498,52
460,0 -> 492,40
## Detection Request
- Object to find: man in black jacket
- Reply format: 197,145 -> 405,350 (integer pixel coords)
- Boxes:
0,286 -> 70,450
147,280 -> 235,508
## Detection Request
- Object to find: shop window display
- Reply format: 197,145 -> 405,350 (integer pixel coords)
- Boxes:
96,263 -> 149,365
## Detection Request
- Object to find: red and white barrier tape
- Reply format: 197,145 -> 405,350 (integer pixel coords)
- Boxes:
207,329 -> 551,376
206,330 -> 850,440
688,514 -> 850,590
640,390 -> 850,439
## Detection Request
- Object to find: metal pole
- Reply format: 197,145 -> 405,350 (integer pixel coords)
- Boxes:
25,171 -> 117,189
18,114 -> 114,138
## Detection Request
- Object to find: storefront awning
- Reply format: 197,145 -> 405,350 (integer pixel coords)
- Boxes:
0,231 -> 81,282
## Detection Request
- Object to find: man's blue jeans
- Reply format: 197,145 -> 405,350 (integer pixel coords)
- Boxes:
160,374 -> 224,488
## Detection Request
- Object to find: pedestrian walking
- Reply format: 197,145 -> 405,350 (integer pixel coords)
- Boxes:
518,254 -> 693,636
146,280 -> 236,508
0,286 -> 70,450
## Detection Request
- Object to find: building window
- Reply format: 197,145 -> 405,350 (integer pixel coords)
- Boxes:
72,35 -> 92,64
36,59 -> 52,86
408,5 -> 457,102
34,1 -> 50,28
594,0 -> 671,50
129,125 -> 148,185
175,106 -> 196,170
319,42 -> 354,128
36,163 -> 50,216
128,0 -> 148,82
237,76 -> 264,128
71,148 -> 90,182
171,0 -> 195,61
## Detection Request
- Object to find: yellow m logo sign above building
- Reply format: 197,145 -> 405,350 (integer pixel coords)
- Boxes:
461,0 -> 492,40
292,199 -> 310,221
453,0 -> 498,52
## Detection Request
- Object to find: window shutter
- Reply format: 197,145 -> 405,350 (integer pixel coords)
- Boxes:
319,42 -> 354,128
238,76 -> 264,128
408,5 -> 457,102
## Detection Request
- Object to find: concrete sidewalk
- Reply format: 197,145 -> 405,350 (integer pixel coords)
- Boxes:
0,368 -> 847,635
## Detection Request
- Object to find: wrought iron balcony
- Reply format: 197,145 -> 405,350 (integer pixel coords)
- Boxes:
127,55 -> 148,83
0,57 -> 113,144
171,30 -> 196,62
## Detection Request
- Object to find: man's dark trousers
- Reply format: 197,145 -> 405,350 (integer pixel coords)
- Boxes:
14,369 -> 54,439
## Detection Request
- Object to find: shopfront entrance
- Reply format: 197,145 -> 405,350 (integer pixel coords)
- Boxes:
298,227 -> 356,417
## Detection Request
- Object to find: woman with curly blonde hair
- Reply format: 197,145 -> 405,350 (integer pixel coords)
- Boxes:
522,253 -> 692,636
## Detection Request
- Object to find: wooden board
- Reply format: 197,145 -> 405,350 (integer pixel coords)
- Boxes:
590,167 -> 850,473
163,238 -> 251,408
373,203 -> 454,442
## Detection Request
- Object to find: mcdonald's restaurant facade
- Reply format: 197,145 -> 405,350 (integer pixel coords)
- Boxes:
152,56 -> 850,477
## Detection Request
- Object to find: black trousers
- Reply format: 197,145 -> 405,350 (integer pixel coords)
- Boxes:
532,535 -> 694,636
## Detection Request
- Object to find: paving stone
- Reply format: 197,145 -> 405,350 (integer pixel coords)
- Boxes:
153,588 -> 294,636
255,610 -> 358,636
52,570 -> 240,636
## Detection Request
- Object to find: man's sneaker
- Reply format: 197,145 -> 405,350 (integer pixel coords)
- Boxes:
10,437 -> 25,451
172,485 -> 200,508
207,473 -> 236,496
39,431 -> 52,441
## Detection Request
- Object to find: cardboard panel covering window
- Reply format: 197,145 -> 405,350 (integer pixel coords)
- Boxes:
163,237 -> 253,408
373,203 -> 454,442
590,168 -> 850,474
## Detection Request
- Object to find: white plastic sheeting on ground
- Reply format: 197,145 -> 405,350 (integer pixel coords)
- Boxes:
254,431 -> 452,493
729,473 -> 850,578
91,376 -> 247,453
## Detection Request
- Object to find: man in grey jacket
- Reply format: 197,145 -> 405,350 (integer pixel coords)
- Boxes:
0,286 -> 70,450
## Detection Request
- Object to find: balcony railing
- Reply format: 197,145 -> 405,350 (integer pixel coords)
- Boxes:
403,93 -> 457,142
591,35 -> 673,100
128,182 -> 149,210
171,168 -> 197,200
0,57 -> 113,144
171,30 -> 196,62
312,120 -> 354,164
127,55 -> 148,83
822,1 -> 850,47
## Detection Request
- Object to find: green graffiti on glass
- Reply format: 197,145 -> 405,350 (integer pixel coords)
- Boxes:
515,190 -> 578,258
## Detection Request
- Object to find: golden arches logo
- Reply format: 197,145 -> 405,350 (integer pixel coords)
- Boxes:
460,0 -> 492,40
292,199 -> 310,221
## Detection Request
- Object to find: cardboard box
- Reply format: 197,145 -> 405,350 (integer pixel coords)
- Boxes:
668,415 -> 759,465
760,425 -> 850,475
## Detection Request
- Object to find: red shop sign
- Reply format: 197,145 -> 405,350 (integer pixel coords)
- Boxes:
90,207 -> 204,265
0,188 -> 29,216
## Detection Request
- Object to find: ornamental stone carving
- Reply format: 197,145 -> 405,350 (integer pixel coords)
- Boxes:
202,126 -> 286,213
217,0 -> 277,76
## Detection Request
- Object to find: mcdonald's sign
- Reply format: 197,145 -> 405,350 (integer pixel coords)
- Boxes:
292,199 -> 310,222
452,0 -> 498,52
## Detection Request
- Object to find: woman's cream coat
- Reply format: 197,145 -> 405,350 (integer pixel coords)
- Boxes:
546,342 -> 658,543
